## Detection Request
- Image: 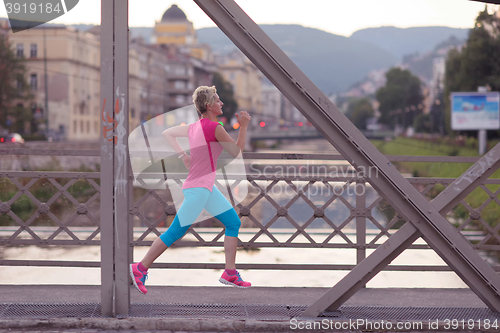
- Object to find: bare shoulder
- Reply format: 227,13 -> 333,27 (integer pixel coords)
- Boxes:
215,124 -> 234,142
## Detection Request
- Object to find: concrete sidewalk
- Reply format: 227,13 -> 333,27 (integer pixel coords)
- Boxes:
0,285 -> 496,332
0,285 -> 488,307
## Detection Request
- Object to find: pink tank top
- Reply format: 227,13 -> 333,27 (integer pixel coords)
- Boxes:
182,118 -> 224,191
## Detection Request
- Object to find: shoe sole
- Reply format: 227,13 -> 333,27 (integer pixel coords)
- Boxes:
219,278 -> 251,288
129,264 -> 146,295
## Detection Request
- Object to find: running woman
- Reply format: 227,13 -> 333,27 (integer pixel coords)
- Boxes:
130,85 -> 252,294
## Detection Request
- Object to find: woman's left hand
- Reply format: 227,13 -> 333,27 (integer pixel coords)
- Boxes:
236,111 -> 251,128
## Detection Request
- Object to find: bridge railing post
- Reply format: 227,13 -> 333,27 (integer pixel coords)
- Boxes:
100,0 -> 131,317
100,0 -> 114,317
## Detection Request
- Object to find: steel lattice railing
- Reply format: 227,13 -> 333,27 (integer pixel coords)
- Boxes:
0,149 -> 499,271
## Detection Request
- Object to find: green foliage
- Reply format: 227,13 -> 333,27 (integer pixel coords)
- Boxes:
22,133 -> 47,141
413,113 -> 432,133
0,176 -> 100,227
372,137 -> 500,231
345,98 -> 374,130
444,8 -> 500,134
0,36 -> 33,133
376,67 -> 423,128
212,72 -> 238,124
429,92 -> 446,134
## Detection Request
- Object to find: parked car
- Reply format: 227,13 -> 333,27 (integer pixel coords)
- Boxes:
0,133 -> 25,144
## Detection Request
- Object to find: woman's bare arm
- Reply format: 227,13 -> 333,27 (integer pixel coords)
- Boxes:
162,125 -> 189,156
215,125 -> 242,158
215,111 -> 251,158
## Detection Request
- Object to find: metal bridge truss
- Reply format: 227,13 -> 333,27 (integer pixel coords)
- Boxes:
97,0 -> 500,316
191,0 -> 500,316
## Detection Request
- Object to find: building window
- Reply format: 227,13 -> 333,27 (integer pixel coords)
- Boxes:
87,121 -> 90,133
16,78 -> 23,94
80,120 -> 84,133
74,120 -> 77,132
174,81 -> 185,90
30,44 -> 37,58
175,95 -> 185,105
176,66 -> 185,76
16,44 -> 23,58
30,74 -> 37,90
94,121 -> 98,133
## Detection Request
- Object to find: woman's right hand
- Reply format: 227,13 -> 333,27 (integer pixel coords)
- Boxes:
235,111 -> 251,128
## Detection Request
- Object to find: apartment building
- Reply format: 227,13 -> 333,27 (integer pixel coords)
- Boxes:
216,51 -> 263,123
9,25 -> 140,140
130,39 -> 169,121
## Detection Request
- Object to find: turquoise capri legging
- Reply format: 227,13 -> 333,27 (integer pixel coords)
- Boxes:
159,185 -> 241,247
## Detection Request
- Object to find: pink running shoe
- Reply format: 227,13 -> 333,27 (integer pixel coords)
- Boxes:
219,270 -> 251,288
130,263 -> 148,294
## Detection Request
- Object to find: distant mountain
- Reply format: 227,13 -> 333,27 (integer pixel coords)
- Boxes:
70,24 -> 95,32
350,26 -> 469,60
69,24 -> 153,42
129,27 -> 155,43
404,35 -> 465,83
73,24 -> 470,94
197,25 -> 399,94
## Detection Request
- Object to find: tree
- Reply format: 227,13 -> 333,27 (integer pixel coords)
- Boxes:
345,98 -> 374,130
429,91 -> 445,135
212,72 -> 238,125
444,7 -> 500,134
413,113 -> 432,133
0,36 -> 33,134
376,67 -> 423,128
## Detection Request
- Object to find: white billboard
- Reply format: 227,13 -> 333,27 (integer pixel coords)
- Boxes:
451,92 -> 500,130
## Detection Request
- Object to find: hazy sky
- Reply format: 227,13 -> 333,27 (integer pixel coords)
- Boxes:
1,0 -> 498,36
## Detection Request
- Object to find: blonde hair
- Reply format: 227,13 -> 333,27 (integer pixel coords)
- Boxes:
192,86 -> 217,114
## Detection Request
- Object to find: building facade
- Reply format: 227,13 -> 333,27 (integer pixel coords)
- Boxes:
131,39 -> 169,122
216,51 -> 263,126
9,25 -> 140,140
153,5 -> 215,114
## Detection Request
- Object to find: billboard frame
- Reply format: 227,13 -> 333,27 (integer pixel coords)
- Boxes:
451,91 -> 500,131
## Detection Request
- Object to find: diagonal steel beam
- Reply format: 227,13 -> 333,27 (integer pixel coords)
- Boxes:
302,145 -> 500,317
194,0 -> 500,312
